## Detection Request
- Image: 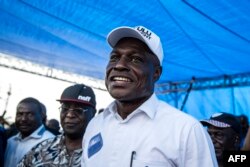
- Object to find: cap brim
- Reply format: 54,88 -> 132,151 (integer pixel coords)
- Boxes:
57,99 -> 94,107
107,26 -> 147,48
200,120 -> 231,128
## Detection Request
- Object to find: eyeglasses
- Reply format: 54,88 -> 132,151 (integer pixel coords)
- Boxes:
59,106 -> 88,116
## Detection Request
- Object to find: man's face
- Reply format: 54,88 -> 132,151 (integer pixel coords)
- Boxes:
15,102 -> 43,138
105,38 -> 161,102
207,125 -> 239,161
60,102 -> 94,138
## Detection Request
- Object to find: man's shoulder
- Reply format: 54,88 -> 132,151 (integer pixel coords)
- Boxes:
43,129 -> 56,138
17,136 -> 62,167
40,134 -> 59,144
156,101 -> 200,126
7,133 -> 19,142
87,112 -> 105,127
30,135 -> 61,152
84,112 -> 106,139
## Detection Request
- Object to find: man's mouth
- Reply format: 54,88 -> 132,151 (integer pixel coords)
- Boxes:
64,122 -> 77,127
19,125 -> 30,129
111,76 -> 132,82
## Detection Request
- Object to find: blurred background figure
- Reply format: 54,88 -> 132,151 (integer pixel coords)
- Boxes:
40,102 -> 47,125
242,127 -> 250,151
4,97 -> 55,167
40,102 -> 61,136
201,112 -> 242,167
236,114 -> 249,148
46,119 -> 61,135
0,125 -> 7,167
238,114 -> 250,151
5,123 -> 18,139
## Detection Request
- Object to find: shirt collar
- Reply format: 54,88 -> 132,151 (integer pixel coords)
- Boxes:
102,101 -> 115,119
59,134 -> 82,153
103,93 -> 158,120
15,125 -> 46,140
138,93 -> 158,119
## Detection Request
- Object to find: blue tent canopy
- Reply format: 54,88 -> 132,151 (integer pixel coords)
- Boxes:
1,0 -> 250,120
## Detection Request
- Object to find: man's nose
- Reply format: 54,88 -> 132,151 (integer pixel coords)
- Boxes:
113,57 -> 129,71
20,114 -> 28,121
65,109 -> 76,117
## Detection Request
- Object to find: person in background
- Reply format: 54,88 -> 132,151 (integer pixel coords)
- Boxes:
81,25 -> 217,167
40,102 -> 60,135
18,84 -> 96,167
242,123 -> 250,151
40,102 -> 47,125
5,123 -> 18,139
0,125 -> 7,167
236,114 -> 249,148
46,118 -> 61,135
201,112 -> 242,167
4,97 -> 55,167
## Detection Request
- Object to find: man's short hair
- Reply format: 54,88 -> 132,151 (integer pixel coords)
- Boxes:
18,97 -> 42,114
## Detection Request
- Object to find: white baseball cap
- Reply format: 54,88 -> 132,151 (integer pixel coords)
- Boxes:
107,26 -> 164,65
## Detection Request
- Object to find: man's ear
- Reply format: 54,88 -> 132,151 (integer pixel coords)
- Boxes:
153,66 -> 162,82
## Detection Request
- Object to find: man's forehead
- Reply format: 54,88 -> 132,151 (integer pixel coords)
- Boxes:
17,102 -> 36,108
208,125 -> 235,134
208,125 -> 225,131
17,105 -> 36,113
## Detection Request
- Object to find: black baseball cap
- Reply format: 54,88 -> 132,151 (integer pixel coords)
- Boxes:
201,112 -> 241,134
57,84 -> 96,108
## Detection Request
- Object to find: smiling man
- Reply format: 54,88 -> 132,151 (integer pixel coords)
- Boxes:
82,26 -> 218,167
4,97 -> 55,167
18,84 -> 96,167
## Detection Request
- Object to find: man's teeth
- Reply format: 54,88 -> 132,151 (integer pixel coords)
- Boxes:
113,77 -> 130,82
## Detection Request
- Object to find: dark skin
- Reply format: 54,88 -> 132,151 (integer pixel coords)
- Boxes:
46,119 -> 60,132
105,37 -> 162,119
60,102 -> 94,154
207,125 -> 240,167
15,102 -> 43,139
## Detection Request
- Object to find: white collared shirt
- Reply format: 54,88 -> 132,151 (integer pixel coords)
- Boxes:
82,94 -> 218,167
4,125 -> 55,167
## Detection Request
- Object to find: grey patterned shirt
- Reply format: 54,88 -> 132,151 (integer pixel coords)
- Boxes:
17,135 -> 82,167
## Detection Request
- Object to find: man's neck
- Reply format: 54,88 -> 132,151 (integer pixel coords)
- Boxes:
116,95 -> 151,119
64,136 -> 82,155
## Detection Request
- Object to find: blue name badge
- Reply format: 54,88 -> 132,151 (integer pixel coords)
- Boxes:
88,133 -> 103,158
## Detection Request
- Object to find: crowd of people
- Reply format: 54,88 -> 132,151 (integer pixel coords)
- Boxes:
0,25 -> 249,167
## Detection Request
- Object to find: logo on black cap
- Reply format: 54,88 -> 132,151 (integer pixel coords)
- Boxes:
57,84 -> 96,108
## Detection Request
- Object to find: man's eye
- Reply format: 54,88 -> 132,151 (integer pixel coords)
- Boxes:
109,54 -> 119,62
61,107 -> 69,112
131,56 -> 143,63
217,132 -> 224,137
28,113 -> 34,117
74,108 -> 83,114
16,113 -> 22,116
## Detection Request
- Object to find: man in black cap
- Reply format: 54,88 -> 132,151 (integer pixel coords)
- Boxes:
201,112 -> 242,167
18,84 -> 96,167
